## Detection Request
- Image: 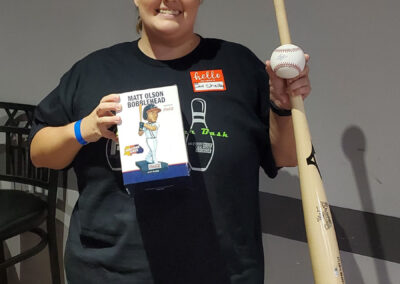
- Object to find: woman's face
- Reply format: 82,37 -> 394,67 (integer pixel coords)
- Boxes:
134,0 -> 201,38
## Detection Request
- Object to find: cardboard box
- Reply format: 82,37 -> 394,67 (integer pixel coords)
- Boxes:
117,85 -> 190,185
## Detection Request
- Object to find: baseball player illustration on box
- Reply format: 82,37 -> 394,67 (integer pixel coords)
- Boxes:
136,104 -> 168,172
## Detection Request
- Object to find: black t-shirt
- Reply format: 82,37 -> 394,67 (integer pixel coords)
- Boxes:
30,37 -> 278,284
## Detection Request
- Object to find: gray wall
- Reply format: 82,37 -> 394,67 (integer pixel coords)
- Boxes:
1,0 -> 399,283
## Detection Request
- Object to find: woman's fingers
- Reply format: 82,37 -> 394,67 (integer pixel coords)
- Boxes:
98,115 -> 121,126
80,94 -> 122,143
287,64 -> 311,97
102,129 -> 119,142
96,102 -> 122,117
100,93 -> 120,103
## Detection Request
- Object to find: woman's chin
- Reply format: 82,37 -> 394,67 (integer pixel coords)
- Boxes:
153,24 -> 183,36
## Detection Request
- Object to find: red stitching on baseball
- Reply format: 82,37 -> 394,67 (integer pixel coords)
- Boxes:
273,62 -> 302,73
275,47 -> 301,53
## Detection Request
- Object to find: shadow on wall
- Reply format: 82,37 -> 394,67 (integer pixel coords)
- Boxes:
259,168 -> 301,198
342,125 -> 392,284
259,170 -> 364,283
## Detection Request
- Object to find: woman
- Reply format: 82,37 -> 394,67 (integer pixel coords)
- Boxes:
30,0 -> 311,283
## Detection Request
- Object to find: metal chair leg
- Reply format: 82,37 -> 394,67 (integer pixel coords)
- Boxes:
47,219 -> 61,284
0,241 -> 8,284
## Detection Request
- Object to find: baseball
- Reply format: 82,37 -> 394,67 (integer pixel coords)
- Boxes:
270,44 -> 305,79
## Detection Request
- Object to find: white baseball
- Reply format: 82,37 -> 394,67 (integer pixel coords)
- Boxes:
270,44 -> 305,79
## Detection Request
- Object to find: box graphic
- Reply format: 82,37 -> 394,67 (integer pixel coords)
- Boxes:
117,85 -> 190,185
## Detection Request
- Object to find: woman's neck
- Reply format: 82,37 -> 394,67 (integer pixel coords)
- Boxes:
138,30 -> 201,60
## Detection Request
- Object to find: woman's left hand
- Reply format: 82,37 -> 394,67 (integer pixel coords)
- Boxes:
265,54 -> 311,110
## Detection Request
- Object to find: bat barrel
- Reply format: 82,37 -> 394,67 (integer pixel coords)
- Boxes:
272,0 -> 345,283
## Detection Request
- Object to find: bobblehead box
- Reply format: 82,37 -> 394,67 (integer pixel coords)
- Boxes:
117,85 -> 190,186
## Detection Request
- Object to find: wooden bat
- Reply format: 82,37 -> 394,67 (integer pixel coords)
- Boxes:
272,0 -> 345,283
138,104 -> 144,132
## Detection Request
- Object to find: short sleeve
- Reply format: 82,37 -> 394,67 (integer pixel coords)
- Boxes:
254,59 -> 279,178
29,62 -> 81,144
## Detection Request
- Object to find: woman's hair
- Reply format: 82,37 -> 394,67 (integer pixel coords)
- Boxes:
136,15 -> 143,34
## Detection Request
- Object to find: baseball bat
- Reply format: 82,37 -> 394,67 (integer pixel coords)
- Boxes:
272,1 -> 345,283
138,104 -> 144,132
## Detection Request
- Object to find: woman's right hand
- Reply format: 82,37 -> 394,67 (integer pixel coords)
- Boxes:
81,94 -> 122,143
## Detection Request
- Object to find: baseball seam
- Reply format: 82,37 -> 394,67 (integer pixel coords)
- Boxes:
275,47 -> 302,53
273,62 -> 302,74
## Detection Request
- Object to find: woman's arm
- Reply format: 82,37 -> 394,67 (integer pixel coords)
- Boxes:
269,113 -> 297,167
30,94 -> 121,169
266,55 -> 311,167
31,123 -> 82,169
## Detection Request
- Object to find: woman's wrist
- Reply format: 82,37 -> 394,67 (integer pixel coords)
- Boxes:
74,119 -> 89,145
269,100 -> 292,116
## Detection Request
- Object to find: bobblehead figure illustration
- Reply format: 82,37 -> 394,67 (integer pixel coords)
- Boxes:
136,104 -> 168,172
117,85 -> 189,185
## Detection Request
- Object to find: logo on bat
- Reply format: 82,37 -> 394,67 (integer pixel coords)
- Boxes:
306,145 -> 321,177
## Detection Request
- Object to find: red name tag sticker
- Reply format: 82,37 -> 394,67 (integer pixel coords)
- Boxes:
190,69 -> 226,93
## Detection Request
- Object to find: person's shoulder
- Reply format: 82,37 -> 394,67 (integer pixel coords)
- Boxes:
83,41 -> 134,63
203,38 -> 253,53
66,41 -> 135,75
202,37 -> 262,63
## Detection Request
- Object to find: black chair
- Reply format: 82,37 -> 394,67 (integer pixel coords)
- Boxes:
0,102 -> 61,284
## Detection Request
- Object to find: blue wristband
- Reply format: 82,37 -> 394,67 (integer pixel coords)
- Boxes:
74,119 -> 88,145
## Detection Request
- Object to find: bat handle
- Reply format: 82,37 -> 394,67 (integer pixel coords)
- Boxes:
290,95 -> 313,173
139,104 -> 143,122
273,0 -> 312,162
273,0 -> 292,45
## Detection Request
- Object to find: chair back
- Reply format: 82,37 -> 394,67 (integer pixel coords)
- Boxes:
0,102 -> 58,204
0,102 -> 35,129
0,102 -> 61,284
